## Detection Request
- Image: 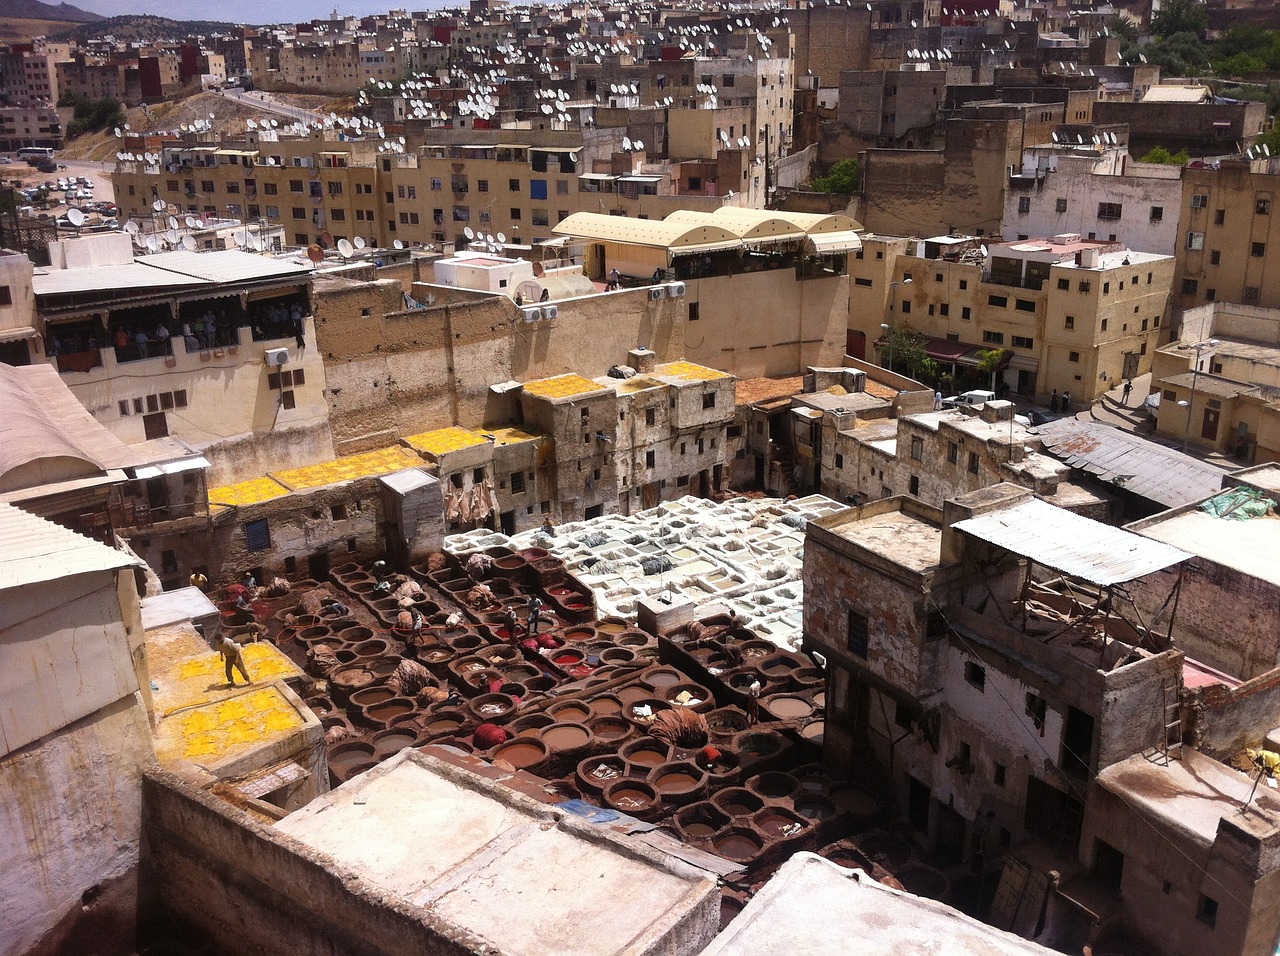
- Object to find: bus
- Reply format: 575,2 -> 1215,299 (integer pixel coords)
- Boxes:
17,147 -> 55,162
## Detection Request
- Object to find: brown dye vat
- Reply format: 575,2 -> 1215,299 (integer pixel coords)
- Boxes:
738,640 -> 774,659
560,626 -> 596,643
296,625 -> 333,644
747,771 -> 801,801
588,716 -> 632,742
468,692 -> 517,723
734,731 -> 783,758
423,709 -> 467,736
336,625 -> 374,643
712,826 -> 763,863
421,647 -> 455,665
647,761 -> 707,804
794,795 -> 837,821
451,633 -> 484,652
643,667 -> 682,689
706,709 -> 750,737
616,685 -> 651,708
617,631 -> 651,648
856,832 -> 914,868
757,653 -> 800,677
351,638 -> 390,659
349,686 -> 396,708
373,728 -> 418,757
800,719 -> 825,743
662,681 -> 713,708
712,787 -> 764,818
349,581 -> 378,595
519,547 -> 550,562
675,802 -> 731,840
753,806 -> 811,837
720,894 -> 745,931
540,722 -> 592,752
305,696 -> 335,716
492,555 -> 527,574
602,779 -> 660,818
621,737 -> 671,769
575,755 -> 627,793
326,618 -> 358,633
813,691 -> 826,709
363,697 -> 414,727
331,649 -> 358,667
369,658 -> 400,680
508,713 -> 555,736
705,748 -> 740,779
526,675 -> 556,693
329,665 -> 376,699
766,696 -> 814,720
503,663 -> 541,683
598,647 -> 635,666
547,699 -> 592,722
586,694 -> 623,716
328,741 -> 376,781
493,738 -> 549,769
478,644 -> 519,664
789,666 -> 824,689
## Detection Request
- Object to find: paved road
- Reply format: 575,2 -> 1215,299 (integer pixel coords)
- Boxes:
217,89 -> 324,124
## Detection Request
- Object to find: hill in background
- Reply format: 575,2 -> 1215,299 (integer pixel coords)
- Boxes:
7,0 -> 104,23
53,14 -> 241,43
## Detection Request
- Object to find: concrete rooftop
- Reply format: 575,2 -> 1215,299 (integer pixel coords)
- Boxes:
1133,499 -> 1280,588
701,852 -> 1055,955
828,507 -> 944,574
274,749 -> 719,956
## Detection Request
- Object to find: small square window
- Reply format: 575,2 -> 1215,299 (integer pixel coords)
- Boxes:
1056,197 -> 1067,213
847,609 -> 869,658
1258,199 -> 1272,215
965,660 -> 985,690
910,436 -> 923,461
1069,350 -> 1080,362
1057,277 -> 1070,290
1197,895 -> 1218,928
994,763 -> 1006,786
1252,242 -> 1267,257
244,518 -> 271,552
1025,693 -> 1047,733
1182,278 -> 1199,295
702,392 -> 716,409
331,503 -> 347,520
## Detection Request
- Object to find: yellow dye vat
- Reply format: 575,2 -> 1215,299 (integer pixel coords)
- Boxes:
271,446 -> 422,491
404,425 -> 489,457
208,476 -> 291,508
522,373 -> 603,400
174,687 -> 304,760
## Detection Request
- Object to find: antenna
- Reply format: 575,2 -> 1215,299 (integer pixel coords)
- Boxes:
67,208 -> 85,230
353,236 -> 366,250
393,239 -> 404,249
181,235 -> 196,251
152,199 -> 166,212
337,238 -> 354,258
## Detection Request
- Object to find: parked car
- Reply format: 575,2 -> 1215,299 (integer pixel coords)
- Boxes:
1026,408 -> 1060,427
941,389 -> 997,409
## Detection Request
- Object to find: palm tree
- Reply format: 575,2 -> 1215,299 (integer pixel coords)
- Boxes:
976,349 -> 1008,391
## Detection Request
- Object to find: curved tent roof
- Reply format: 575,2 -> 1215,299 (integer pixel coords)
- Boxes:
664,209 -> 806,244
715,206 -> 862,235
552,212 -> 741,253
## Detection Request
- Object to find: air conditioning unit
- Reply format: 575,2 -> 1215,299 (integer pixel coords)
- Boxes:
667,281 -> 687,297
521,306 -> 543,323
542,304 -> 559,320
649,286 -> 666,301
265,347 -> 290,366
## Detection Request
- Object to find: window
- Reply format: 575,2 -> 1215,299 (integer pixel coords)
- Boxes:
1252,242 -> 1267,257
1258,198 -> 1272,215
1056,197 -> 1067,213
994,764 -> 1006,786
1057,277 -> 1070,290
1214,209 -> 1225,225
1196,895 -> 1218,929
948,441 -> 958,464
645,450 -> 655,468
908,475 -> 920,496
1103,282 -> 1110,294
961,306 -> 972,320
477,179 -> 489,193
1245,286 -> 1261,304
1078,280 -> 1091,293
200,180 -> 214,193
1017,196 -> 1031,214
1150,205 -> 1163,222
1206,288 -> 1216,302
910,436 -> 923,461
854,277 -> 873,287
988,294 -> 1007,308
510,207 -> 522,221
509,178 -> 520,191
1097,202 -> 1122,220
834,453 -> 844,469
1181,279 -> 1199,295
510,471 -> 526,494
959,279 -> 968,290
330,503 -> 347,521
1069,350 -> 1080,362
289,179 -> 303,193
1065,315 -> 1075,330
244,518 -> 271,552
292,206 -> 305,219
1012,335 -> 1033,349
1210,249 -> 1221,265
982,330 -> 1004,345
965,661 -> 985,691
1015,299 -> 1035,313
430,179 -> 442,191
1025,693 -> 1047,733
1186,231 -> 1204,250
968,452 -> 979,474
901,300 -> 911,315
940,303 -> 950,317
702,392 -> 716,409
847,609 -> 869,658
645,407 -> 656,426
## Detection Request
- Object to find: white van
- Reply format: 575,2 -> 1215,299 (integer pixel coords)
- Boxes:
942,389 -> 997,408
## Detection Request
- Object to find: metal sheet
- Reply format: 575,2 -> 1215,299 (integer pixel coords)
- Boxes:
951,497 -> 1190,585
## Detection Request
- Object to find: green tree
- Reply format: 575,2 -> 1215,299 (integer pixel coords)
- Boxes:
975,349 -> 1008,390
810,158 -> 859,194
879,326 -> 939,383
1139,146 -> 1191,164
63,95 -> 125,138
1106,13 -> 1139,43
1151,0 -> 1208,39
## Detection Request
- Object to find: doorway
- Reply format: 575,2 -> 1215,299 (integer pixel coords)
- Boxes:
907,776 -> 931,833
1122,351 -> 1140,380
1092,839 -> 1124,893
500,510 -> 515,535
308,552 -> 330,582
1201,407 -> 1220,442
935,802 -> 967,862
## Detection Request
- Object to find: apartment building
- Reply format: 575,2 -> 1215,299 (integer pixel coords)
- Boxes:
848,234 -> 1175,402
0,105 -> 62,151
1174,158 -> 1280,315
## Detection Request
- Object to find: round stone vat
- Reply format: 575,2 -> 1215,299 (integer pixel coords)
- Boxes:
602,779 -> 661,820
712,787 -> 764,819
575,754 -> 627,794
711,826 -> 763,864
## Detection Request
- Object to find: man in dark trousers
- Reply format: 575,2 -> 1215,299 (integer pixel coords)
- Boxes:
527,596 -> 544,639
1122,380 -> 1133,405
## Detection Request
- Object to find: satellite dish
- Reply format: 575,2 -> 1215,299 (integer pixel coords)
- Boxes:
623,136 -> 632,150
181,235 -> 197,251
337,238 -> 354,258
185,216 -> 198,228
393,239 -> 404,249
307,244 -> 325,264
145,235 -> 158,252
67,208 -> 85,227
464,226 -> 475,239
247,118 -> 257,129
113,127 -> 122,138
251,237 -> 265,252
353,236 -> 366,249
167,216 -> 179,229
496,232 -> 506,243
125,220 -> 139,235
980,245 -> 989,257
166,228 -> 180,244
635,140 -> 644,150
229,232 -> 242,247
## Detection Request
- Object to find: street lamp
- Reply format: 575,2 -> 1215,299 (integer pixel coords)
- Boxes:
882,277 -> 912,371
1178,338 -> 1220,453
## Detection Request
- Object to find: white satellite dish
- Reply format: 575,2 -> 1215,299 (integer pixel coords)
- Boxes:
247,118 -> 257,129
980,245 -> 989,257
125,220 -> 139,235
181,235 -> 196,251
623,136 -> 632,150
251,237 -> 264,252
185,216 -> 198,228
496,232 -> 506,243
67,208 -> 85,227
113,127 -> 122,138
634,140 -> 644,150
152,199 -> 166,212
393,239 -> 404,249
542,104 -> 554,115
228,232 -> 242,247
464,226 -> 475,239
166,228 -> 180,244
145,235 -> 158,252
167,216 -> 179,230
353,236 -> 366,250
337,238 -> 354,258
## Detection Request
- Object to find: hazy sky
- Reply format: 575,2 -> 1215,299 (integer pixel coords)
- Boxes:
77,0 -> 454,26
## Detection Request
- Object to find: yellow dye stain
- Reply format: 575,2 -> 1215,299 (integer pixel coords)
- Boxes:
271,446 -> 422,492
655,360 -> 729,382
208,476 -> 291,507
522,373 -> 603,399
478,425 -> 542,446
173,687 -> 305,761
404,425 -> 489,458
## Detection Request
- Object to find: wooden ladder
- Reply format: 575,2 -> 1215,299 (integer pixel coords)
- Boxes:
1159,678 -> 1183,764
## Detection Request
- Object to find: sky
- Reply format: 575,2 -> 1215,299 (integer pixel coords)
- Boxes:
75,0 -> 457,26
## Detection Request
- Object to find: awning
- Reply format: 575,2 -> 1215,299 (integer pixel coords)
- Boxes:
951,497 -> 1190,586
1007,354 -> 1038,371
919,336 -> 1010,369
0,326 -> 37,343
133,456 -> 211,479
579,173 -> 618,180
805,231 -> 862,254
618,175 -> 662,183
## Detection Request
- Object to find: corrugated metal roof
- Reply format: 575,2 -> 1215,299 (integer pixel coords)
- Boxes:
0,501 -> 138,590
952,497 -> 1190,585
140,249 -> 313,284
1035,418 -> 1223,509
32,262 -> 206,296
